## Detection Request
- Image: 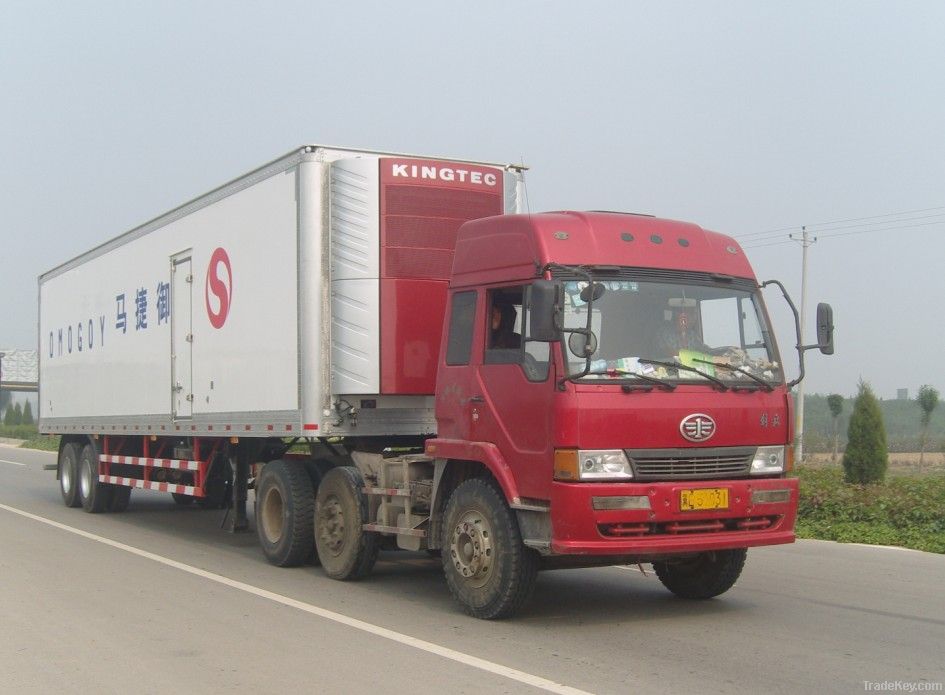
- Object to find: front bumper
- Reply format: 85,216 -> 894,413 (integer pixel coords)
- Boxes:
549,477 -> 798,556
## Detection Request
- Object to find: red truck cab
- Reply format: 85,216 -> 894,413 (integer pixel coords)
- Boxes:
426,211 -> 832,617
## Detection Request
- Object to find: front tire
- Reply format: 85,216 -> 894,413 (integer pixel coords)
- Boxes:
441,478 -> 538,620
653,548 -> 747,599
59,442 -> 81,508
255,459 -> 315,567
78,443 -> 111,513
314,466 -> 378,580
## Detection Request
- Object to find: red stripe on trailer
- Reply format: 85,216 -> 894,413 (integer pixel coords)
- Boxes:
267,425 -> 274,431
303,423 -> 318,431
99,454 -> 201,471
98,475 -> 204,497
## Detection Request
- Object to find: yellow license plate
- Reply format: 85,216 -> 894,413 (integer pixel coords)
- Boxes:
680,487 -> 729,511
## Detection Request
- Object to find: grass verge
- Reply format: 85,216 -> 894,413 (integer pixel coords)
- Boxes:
794,465 -> 945,554
0,424 -> 60,452
19,434 -> 61,452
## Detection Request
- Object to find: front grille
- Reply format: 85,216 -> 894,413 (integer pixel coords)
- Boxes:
626,447 -> 754,480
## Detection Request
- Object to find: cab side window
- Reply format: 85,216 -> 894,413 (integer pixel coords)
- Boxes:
484,286 -> 550,382
445,290 -> 477,366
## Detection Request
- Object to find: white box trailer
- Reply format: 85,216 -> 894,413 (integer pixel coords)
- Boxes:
39,145 -> 525,439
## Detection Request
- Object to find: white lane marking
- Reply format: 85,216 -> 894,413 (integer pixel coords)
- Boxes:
0,459 -> 26,467
0,503 -> 591,695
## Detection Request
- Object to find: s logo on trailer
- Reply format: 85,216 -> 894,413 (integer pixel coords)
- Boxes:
205,247 -> 232,329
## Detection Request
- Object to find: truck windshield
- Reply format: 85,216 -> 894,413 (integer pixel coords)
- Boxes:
561,277 -> 782,386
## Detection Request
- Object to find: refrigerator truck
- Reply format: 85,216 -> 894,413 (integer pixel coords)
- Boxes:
39,144 -> 834,618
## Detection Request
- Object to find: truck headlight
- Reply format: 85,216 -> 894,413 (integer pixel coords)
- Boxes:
554,449 -> 633,481
578,450 -> 633,480
750,446 -> 785,475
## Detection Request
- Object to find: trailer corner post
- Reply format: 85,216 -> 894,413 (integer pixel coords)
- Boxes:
298,155 -> 331,431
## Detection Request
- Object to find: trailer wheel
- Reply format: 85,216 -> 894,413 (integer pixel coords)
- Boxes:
441,478 -> 538,619
59,442 -> 82,508
314,466 -> 378,580
171,493 -> 195,505
652,548 -> 747,599
255,459 -> 315,567
108,486 -> 132,513
78,443 -> 112,514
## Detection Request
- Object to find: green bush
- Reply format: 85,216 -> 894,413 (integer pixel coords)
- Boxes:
795,466 -> 945,553
843,381 -> 888,484
21,401 -> 34,426
19,434 -> 60,452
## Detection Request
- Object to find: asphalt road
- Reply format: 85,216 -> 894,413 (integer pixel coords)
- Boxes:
1,443 -> 943,694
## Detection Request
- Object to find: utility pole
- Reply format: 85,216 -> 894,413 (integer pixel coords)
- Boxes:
789,226 -> 817,463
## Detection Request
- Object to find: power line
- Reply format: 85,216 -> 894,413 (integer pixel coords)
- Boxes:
818,218 -> 945,240
735,204 -> 945,239
742,217 -> 945,248
737,211 -> 945,244
742,239 -> 794,249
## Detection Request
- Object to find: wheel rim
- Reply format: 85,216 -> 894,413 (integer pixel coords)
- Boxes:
449,509 -> 494,589
79,457 -> 92,499
317,494 -> 345,556
61,458 -> 73,494
260,486 -> 285,544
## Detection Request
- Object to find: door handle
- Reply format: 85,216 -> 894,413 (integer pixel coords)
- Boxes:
468,395 -> 485,404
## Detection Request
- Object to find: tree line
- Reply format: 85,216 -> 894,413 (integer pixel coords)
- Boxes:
821,382 -> 940,484
803,386 -> 944,454
2,401 -> 34,427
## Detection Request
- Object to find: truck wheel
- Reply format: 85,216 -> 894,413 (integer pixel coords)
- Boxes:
315,466 -> 378,580
653,548 -> 747,599
78,443 -> 112,513
441,478 -> 538,620
302,459 -> 336,566
108,486 -> 132,512
59,442 -> 82,508
255,459 -> 315,567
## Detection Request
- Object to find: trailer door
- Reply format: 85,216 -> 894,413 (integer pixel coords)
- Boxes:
171,254 -> 193,419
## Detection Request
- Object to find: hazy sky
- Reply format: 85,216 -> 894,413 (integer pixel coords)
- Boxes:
2,1 -> 943,399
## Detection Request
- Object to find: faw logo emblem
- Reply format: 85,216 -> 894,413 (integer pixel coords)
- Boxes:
205,247 -> 232,329
680,413 -> 716,443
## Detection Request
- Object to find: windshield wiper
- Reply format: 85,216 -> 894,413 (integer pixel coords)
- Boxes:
581,369 -> 676,391
693,358 -> 774,392
637,358 -> 729,391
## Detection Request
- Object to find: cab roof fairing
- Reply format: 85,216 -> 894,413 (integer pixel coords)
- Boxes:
448,211 -> 757,289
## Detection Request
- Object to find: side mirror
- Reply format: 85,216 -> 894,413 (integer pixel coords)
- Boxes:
568,331 -> 598,358
579,282 -> 606,303
816,302 -> 834,355
529,280 -> 562,342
